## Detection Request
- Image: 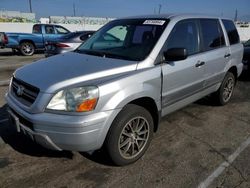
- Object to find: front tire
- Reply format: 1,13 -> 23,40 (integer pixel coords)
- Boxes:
20,42 -> 35,56
213,72 -> 236,105
105,104 -> 154,166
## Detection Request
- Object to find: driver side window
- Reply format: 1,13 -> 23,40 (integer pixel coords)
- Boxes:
166,20 -> 199,56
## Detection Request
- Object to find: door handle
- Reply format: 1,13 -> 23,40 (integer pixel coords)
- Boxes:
224,53 -> 231,58
195,61 -> 205,68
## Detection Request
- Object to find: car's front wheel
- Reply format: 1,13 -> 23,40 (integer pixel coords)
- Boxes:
105,104 -> 154,166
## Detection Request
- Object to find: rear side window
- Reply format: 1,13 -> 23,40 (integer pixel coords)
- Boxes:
222,20 -> 240,45
166,20 -> 199,56
200,19 -> 225,51
33,25 -> 42,34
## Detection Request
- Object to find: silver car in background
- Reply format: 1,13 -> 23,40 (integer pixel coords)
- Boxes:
6,14 -> 243,166
45,31 -> 94,57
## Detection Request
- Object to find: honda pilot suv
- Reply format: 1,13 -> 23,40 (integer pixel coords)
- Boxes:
6,14 -> 243,166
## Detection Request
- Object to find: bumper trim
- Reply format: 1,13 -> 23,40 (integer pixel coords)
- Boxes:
7,108 -> 62,151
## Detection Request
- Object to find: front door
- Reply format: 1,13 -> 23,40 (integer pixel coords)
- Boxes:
160,19 -> 205,115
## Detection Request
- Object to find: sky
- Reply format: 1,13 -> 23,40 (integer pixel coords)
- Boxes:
0,0 -> 250,21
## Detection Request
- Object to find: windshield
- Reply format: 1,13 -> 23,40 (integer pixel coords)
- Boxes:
76,19 -> 168,61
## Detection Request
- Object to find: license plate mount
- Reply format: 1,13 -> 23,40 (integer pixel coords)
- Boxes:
8,110 -> 21,132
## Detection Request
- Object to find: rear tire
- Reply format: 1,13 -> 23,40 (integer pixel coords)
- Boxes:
20,42 -> 35,56
213,72 -> 236,105
105,104 -> 154,166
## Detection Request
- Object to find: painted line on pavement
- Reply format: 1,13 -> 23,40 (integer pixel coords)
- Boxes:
198,136 -> 250,188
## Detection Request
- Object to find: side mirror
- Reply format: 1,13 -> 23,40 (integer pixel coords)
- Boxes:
164,48 -> 188,61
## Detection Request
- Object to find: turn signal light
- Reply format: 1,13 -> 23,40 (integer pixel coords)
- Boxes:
76,98 -> 98,112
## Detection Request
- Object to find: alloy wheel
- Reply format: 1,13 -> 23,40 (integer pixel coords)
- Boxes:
118,116 -> 149,159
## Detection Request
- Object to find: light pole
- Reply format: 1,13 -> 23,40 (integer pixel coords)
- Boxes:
73,3 -> 76,17
158,4 -> 162,14
28,0 -> 33,13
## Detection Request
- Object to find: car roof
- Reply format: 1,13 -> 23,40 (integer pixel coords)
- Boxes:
34,23 -> 63,27
119,13 -> 232,21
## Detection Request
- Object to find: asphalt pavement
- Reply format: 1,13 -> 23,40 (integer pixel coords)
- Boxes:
0,50 -> 250,188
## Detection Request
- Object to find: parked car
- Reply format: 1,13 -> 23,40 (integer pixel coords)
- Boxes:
45,31 -> 94,57
6,14 -> 243,166
0,32 -> 8,48
0,24 -> 70,56
243,39 -> 250,71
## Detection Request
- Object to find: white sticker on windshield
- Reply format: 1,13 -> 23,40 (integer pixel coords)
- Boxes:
143,20 -> 165,25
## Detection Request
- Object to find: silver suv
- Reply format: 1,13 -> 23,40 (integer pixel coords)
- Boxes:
6,14 -> 243,166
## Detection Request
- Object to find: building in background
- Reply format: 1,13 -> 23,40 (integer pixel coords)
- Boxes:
39,18 -> 50,24
49,16 -> 114,25
0,10 -> 36,23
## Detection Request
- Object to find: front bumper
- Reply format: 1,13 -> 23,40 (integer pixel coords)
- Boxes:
6,93 -> 120,152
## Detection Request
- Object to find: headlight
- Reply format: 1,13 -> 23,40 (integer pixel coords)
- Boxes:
47,86 -> 99,112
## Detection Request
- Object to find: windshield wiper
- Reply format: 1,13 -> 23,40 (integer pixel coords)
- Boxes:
75,49 -> 136,61
103,52 -> 135,61
74,49 -> 105,57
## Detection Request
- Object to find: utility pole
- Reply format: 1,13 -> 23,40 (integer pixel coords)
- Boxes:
28,0 -> 33,13
158,4 -> 162,14
234,9 -> 238,22
73,3 -> 76,17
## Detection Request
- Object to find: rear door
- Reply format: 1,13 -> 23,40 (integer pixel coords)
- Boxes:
161,19 -> 205,109
199,19 -> 230,88
32,24 -> 44,48
221,19 -> 242,73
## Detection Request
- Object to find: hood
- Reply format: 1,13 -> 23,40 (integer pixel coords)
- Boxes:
14,52 -> 138,93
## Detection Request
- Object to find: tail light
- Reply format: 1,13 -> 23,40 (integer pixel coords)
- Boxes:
55,43 -> 70,48
2,34 -> 8,44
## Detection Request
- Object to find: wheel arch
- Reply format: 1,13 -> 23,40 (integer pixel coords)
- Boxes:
19,39 -> 36,49
227,66 -> 238,80
127,97 -> 160,132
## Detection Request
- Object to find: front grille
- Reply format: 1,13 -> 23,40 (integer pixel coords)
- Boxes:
11,77 -> 40,106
